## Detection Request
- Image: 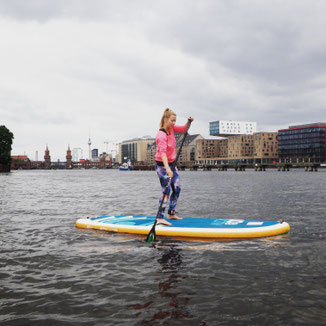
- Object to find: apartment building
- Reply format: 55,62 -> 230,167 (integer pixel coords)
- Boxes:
228,134 -> 254,160
195,132 -> 278,165
253,132 -> 278,163
195,139 -> 220,160
195,139 -> 228,161
147,133 -> 203,166
220,139 -> 228,158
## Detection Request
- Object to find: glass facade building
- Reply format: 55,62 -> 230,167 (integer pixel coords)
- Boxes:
209,121 -> 220,136
209,120 -> 256,136
278,123 -> 326,162
119,137 -> 155,164
121,143 -> 137,163
91,148 -> 99,159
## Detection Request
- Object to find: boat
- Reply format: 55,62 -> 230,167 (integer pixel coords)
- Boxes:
119,160 -> 133,171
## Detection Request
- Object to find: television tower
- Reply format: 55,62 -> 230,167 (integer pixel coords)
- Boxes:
104,140 -> 109,154
88,137 -> 91,160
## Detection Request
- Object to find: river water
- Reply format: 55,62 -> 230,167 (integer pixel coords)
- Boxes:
1,169 -> 326,325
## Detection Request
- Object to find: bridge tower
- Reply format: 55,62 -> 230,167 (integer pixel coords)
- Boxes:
66,145 -> 72,169
44,145 -> 51,169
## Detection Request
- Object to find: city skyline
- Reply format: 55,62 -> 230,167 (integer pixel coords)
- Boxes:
16,119 -> 326,163
1,1 -> 326,161
24,140 -> 118,162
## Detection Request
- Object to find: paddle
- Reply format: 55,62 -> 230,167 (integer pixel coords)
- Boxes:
146,119 -> 192,243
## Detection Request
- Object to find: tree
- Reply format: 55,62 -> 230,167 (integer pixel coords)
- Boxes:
0,125 -> 14,166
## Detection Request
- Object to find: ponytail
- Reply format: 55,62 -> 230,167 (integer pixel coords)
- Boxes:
160,108 -> 176,128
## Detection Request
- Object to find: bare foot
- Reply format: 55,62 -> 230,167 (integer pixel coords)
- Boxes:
157,218 -> 172,226
167,214 -> 182,220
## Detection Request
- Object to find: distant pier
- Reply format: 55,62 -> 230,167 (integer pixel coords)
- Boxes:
176,162 -> 322,172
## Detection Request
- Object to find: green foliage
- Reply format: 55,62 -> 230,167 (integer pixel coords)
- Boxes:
0,125 -> 14,165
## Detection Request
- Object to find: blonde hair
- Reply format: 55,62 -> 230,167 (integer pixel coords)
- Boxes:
160,108 -> 176,128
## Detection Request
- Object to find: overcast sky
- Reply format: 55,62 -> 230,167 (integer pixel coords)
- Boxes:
1,0 -> 326,161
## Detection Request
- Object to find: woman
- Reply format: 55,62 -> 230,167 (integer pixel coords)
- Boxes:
155,108 -> 194,226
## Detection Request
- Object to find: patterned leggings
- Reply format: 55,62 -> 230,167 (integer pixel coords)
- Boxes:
156,165 -> 181,219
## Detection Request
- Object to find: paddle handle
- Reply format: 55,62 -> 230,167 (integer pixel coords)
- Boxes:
171,119 -> 192,171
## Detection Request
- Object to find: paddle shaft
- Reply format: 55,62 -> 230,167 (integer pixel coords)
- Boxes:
146,119 -> 192,242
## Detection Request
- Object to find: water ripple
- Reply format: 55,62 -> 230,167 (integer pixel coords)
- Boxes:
1,170 -> 326,325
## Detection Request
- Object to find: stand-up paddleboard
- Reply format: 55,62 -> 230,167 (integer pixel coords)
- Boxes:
76,216 -> 290,239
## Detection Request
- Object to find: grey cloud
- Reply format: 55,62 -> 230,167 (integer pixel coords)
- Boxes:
0,0 -> 150,22
137,1 -> 326,126
0,90 -> 72,125
150,2 -> 324,85
0,0 -> 64,21
1,0 -> 326,159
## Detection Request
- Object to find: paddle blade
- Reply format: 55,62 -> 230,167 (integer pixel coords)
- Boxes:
145,227 -> 156,243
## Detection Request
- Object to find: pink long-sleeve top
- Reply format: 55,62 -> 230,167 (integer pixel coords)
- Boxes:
155,124 -> 188,163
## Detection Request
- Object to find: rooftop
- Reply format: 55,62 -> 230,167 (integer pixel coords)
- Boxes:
122,137 -> 155,143
288,122 -> 326,128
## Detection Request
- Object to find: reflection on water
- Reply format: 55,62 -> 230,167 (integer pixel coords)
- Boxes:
132,246 -> 193,325
1,169 -> 326,325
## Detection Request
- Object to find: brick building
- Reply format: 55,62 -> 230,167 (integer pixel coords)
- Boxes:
11,156 -> 32,170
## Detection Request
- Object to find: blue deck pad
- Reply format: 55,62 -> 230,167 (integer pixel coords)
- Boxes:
92,216 -> 279,229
